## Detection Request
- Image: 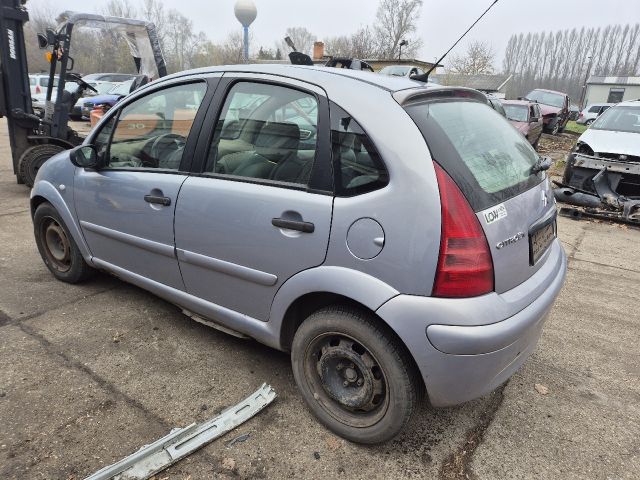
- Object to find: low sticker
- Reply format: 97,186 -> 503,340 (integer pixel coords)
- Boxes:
482,203 -> 507,225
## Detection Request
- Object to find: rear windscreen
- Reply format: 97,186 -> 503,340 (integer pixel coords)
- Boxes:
405,99 -> 543,211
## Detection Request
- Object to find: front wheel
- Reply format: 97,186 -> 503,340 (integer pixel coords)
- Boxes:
291,306 -> 421,444
33,202 -> 95,283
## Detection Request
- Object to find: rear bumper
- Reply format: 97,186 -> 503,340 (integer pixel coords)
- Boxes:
377,239 -> 567,407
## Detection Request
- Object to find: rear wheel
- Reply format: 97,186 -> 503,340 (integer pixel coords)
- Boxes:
585,118 -> 595,126
291,306 -> 421,444
33,202 -> 94,283
18,144 -> 65,188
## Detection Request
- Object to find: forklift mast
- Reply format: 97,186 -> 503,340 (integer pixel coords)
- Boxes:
0,0 -> 36,177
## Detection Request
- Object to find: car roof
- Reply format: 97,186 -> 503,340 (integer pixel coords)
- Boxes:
614,100 -> 640,108
157,64 -> 431,93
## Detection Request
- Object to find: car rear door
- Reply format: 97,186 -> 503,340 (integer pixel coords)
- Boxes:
74,77 -> 218,289
174,75 -> 334,321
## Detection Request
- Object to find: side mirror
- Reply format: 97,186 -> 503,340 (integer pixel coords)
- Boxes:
69,145 -> 100,169
530,116 -> 539,123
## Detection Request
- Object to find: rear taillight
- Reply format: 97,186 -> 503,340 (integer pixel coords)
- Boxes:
578,112 -> 583,118
432,162 -> 494,298
35,85 -> 41,94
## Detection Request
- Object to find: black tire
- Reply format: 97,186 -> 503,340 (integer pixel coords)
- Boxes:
550,120 -> 560,135
33,202 -> 94,283
18,144 -> 65,188
585,119 -> 595,126
291,305 -> 421,444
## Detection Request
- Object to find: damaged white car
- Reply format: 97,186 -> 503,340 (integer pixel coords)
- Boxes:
556,100 -> 640,223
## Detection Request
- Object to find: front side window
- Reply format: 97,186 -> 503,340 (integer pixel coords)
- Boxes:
205,82 -> 319,186
330,104 -> 388,196
103,82 -> 206,170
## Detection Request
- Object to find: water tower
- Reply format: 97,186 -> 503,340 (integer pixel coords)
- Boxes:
234,0 -> 257,63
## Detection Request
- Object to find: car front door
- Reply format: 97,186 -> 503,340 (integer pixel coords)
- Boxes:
74,79 -> 215,289
174,77 -> 334,321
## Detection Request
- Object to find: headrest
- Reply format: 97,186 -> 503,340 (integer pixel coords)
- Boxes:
256,122 -> 300,161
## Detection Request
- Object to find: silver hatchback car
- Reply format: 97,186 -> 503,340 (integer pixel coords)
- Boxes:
31,65 -> 567,444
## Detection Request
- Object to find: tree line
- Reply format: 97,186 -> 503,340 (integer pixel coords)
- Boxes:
503,24 -> 640,101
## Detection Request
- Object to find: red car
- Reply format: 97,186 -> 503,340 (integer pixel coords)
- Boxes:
501,99 -> 544,149
523,88 -> 571,135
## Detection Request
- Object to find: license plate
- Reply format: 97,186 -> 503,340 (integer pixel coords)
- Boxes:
529,221 -> 556,265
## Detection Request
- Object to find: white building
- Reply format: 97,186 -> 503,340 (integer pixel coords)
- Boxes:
584,76 -> 640,105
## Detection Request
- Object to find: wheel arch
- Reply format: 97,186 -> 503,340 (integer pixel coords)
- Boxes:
279,290 -> 427,397
270,266 -> 400,351
30,183 -> 92,260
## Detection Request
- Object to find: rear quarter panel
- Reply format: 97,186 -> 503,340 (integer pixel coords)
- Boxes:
321,83 -> 441,296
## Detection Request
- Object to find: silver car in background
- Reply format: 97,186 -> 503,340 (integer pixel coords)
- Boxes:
30,65 -> 567,444
577,102 -> 615,125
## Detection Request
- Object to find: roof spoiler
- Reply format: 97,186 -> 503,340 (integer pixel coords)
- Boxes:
394,87 -> 488,106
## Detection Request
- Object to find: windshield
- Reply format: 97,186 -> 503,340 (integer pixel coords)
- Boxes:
503,104 -> 528,122
591,105 -> 640,134
109,81 -> 133,96
405,100 -> 542,211
526,90 -> 564,108
380,66 -> 410,76
95,82 -> 116,94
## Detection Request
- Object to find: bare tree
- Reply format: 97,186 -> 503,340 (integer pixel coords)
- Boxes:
280,27 -> 315,56
218,30 -> 245,65
372,0 -> 423,59
448,41 -> 495,75
503,23 -> 640,100
325,27 -> 378,59
103,0 -> 138,19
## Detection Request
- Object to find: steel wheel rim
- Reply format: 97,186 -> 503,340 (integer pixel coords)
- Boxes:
303,332 -> 389,428
41,217 -> 71,272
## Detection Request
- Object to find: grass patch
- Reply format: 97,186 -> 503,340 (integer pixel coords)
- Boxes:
564,121 -> 588,135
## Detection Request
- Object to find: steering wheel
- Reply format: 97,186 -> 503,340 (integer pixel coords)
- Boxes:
149,133 -> 186,166
65,73 -> 98,93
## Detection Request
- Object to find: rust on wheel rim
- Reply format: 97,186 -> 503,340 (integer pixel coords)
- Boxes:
41,217 -> 71,273
303,332 -> 389,428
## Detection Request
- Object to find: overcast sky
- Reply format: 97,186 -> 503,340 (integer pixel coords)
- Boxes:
30,0 -> 640,69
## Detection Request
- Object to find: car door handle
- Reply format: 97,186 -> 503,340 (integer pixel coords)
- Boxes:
144,194 -> 171,206
272,218 -> 315,233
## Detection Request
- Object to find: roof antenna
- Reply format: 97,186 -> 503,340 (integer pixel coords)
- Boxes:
412,0 -> 500,83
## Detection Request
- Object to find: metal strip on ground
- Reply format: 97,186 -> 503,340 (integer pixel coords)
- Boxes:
85,383 -> 277,480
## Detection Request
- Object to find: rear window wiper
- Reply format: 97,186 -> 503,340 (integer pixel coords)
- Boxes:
531,156 -> 553,174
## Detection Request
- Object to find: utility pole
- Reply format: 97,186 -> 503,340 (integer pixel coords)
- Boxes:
580,56 -> 593,109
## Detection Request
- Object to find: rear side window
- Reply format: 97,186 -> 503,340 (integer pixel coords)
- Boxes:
205,82 -> 319,186
589,106 -> 600,113
330,103 -> 388,196
405,100 -> 542,211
